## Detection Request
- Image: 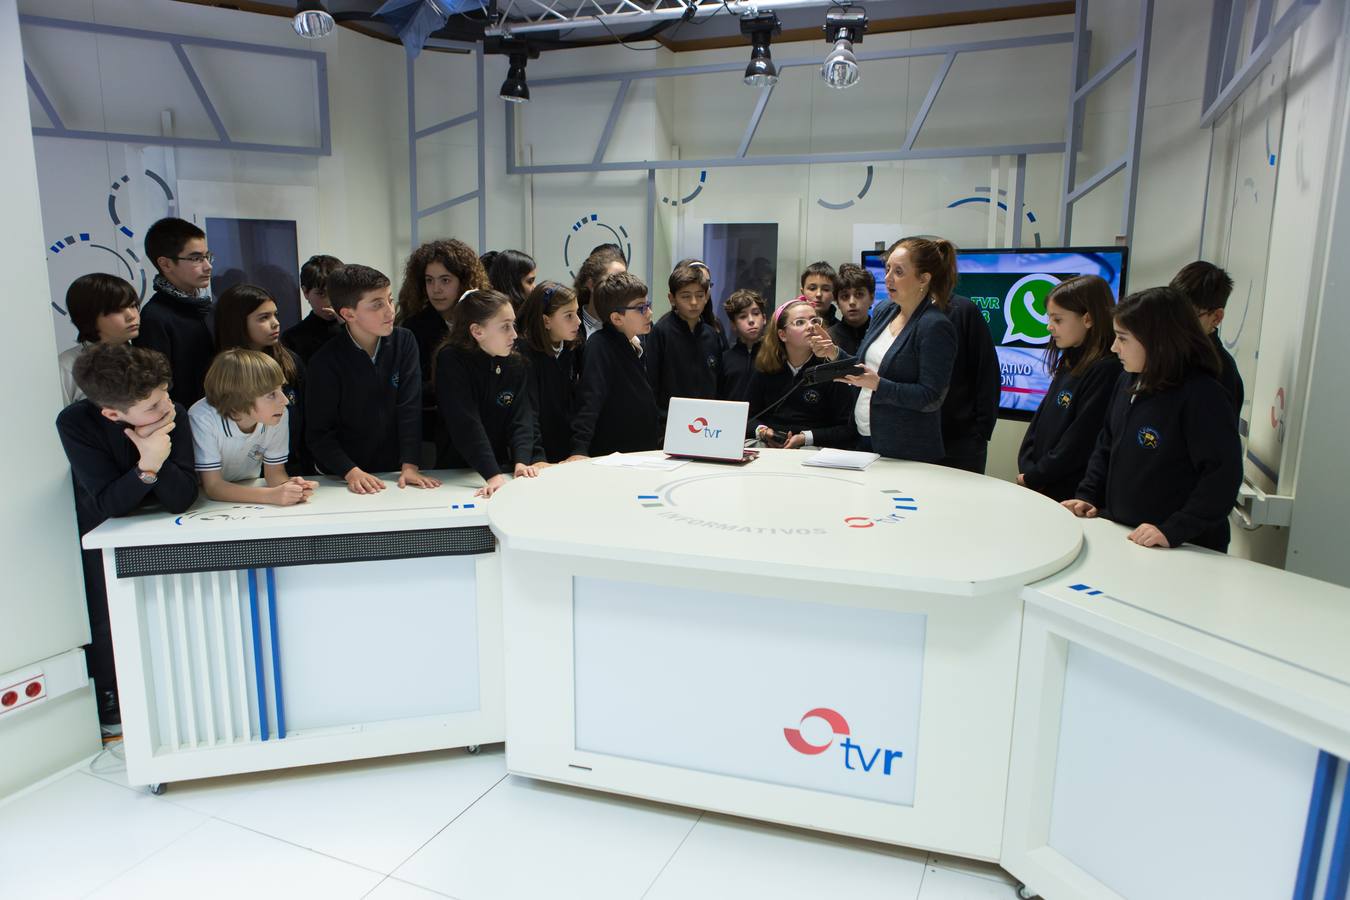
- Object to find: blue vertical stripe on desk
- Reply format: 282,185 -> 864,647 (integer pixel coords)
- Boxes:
1295,751 -> 1338,899
266,567 -> 286,739
1323,756 -> 1350,900
247,569 -> 269,742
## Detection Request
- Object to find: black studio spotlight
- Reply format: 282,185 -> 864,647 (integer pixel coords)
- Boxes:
821,7 -> 868,89
293,0 -> 336,38
500,52 -> 531,103
740,12 -> 782,88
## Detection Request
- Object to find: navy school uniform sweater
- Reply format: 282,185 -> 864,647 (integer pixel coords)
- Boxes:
403,306 -> 452,465
305,326 -> 422,476
277,347 -> 312,475
136,289 -> 215,408
56,400 -> 198,529
746,356 -> 857,449
939,295 -> 1002,454
521,342 -> 581,464
571,325 -> 662,457
1017,352 -> 1123,502
719,341 -> 758,403
1212,332 -> 1245,420
1075,370 -> 1242,552
435,344 -> 543,479
281,311 -> 341,365
645,311 -> 725,418
828,318 -> 870,359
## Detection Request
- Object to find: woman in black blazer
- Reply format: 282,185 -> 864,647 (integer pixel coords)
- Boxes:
835,237 -> 959,462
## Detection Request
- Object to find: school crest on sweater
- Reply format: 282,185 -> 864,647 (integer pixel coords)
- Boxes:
1136,426 -> 1161,449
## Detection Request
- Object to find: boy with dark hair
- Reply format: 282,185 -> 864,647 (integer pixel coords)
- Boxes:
831,263 -> 874,357
57,273 -> 141,406
282,253 -> 345,364
800,261 -> 840,327
55,343 -> 198,727
1170,260 -> 1243,418
306,264 -> 440,494
138,217 -> 216,408
646,259 -> 725,418
720,288 -> 767,403
569,271 -> 661,458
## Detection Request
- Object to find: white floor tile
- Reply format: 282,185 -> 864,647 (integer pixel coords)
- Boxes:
157,747 -> 506,873
365,877 -> 458,899
87,818 -> 384,900
394,775 -> 700,900
925,853 -> 1018,886
919,863 -> 1023,900
0,771 -> 206,900
644,813 -> 929,900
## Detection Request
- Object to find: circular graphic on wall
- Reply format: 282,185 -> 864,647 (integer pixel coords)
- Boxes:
816,165 -> 874,210
662,170 -> 707,206
46,231 -> 149,314
946,187 -> 1043,247
107,169 -> 176,240
562,213 -> 633,278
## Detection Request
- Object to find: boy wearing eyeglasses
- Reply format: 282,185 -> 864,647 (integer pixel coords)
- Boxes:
138,217 -> 217,407
567,271 -> 661,459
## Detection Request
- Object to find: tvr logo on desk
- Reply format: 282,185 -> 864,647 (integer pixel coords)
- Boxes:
687,416 -> 722,439
783,707 -> 904,775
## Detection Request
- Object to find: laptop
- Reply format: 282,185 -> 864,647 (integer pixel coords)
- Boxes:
663,397 -> 758,464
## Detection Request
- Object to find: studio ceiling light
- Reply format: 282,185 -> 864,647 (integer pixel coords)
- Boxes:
292,0 -> 336,38
740,12 -> 782,88
500,52 -> 531,103
821,7 -> 867,89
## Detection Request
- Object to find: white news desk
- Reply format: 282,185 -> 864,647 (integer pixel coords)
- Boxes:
84,471 -> 503,792
87,452 -> 1350,899
487,450 -> 1350,900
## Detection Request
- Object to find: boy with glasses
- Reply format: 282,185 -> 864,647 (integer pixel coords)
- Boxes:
138,217 -> 216,407
568,271 -> 660,459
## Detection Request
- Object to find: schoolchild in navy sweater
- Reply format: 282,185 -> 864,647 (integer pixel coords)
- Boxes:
1170,260 -> 1245,419
570,272 -> 661,458
306,264 -> 440,494
746,299 -> 857,449
517,281 -> 584,463
55,343 -> 198,724
1064,287 -> 1242,551
938,294 -> 1002,474
1018,276 -> 1123,501
137,218 -> 215,408
829,263 -> 874,358
801,261 -> 840,329
436,290 -> 545,497
395,240 -> 491,465
645,259 -> 725,419
719,288 -> 766,403
282,254 -> 344,364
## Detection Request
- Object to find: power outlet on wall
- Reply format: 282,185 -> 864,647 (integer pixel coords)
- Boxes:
0,672 -> 47,716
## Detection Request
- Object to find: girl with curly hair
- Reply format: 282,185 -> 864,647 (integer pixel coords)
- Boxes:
396,239 -> 490,378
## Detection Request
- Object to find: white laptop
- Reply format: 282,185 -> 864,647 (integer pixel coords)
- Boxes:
663,398 -> 758,464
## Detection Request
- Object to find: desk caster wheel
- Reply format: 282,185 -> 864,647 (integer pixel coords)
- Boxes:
1017,885 -> 1037,899
148,783 -> 167,796
465,745 -> 481,755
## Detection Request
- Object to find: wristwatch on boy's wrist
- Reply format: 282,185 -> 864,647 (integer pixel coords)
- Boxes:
137,467 -> 159,485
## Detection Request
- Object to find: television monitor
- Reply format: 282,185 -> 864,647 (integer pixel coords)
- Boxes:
860,246 -> 1128,419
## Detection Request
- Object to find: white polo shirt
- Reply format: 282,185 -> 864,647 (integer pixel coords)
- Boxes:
189,398 -> 289,482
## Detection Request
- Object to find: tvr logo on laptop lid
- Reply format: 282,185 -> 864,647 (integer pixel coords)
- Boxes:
687,416 -> 722,439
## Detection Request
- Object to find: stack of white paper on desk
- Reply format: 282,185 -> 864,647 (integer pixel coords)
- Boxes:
589,453 -> 689,471
801,448 -> 881,470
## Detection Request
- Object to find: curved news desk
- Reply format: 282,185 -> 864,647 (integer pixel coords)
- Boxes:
87,452 -> 1350,899
488,449 -> 1083,861
488,450 -> 1350,900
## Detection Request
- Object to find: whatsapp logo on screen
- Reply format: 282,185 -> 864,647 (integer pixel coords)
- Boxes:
1002,273 -> 1060,345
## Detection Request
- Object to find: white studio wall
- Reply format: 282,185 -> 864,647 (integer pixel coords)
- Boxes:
0,0 -> 100,796
22,0 -> 411,352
